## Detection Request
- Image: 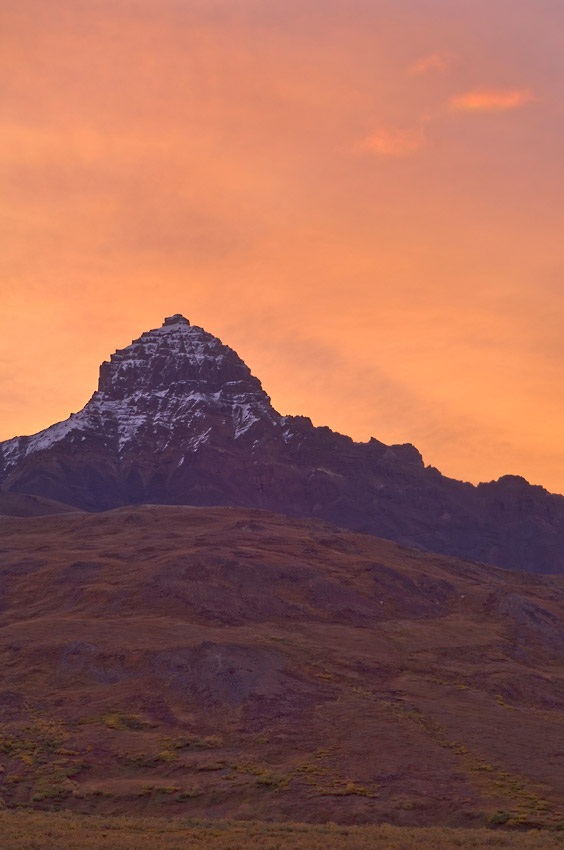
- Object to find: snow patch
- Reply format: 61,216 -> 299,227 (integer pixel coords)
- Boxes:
0,319 -> 280,469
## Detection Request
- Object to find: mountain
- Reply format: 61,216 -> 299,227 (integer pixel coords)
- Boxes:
0,492 -> 82,518
2,313 -> 564,573
2,505 -> 564,826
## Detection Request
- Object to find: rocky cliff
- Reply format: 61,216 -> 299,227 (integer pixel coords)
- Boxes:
2,314 -> 564,573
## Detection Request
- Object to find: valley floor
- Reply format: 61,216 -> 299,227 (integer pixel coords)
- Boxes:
3,811 -> 564,850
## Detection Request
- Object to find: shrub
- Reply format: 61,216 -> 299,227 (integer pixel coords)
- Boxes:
488,811 -> 513,825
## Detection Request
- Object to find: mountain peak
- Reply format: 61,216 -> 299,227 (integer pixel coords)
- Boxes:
95,317 -> 269,404
162,313 -> 190,328
0,316 -> 277,471
4,316 -> 564,576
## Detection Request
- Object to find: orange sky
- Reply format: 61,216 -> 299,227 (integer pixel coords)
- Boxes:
2,0 -> 564,491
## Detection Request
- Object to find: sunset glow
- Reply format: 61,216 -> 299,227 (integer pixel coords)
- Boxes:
450,88 -> 534,112
2,0 -> 564,492
358,126 -> 426,157
409,52 -> 454,75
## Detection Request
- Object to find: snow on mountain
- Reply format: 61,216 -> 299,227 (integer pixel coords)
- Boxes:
1,314 -> 280,468
3,312 -> 564,575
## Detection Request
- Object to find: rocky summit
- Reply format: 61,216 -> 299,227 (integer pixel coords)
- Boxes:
2,314 -> 564,573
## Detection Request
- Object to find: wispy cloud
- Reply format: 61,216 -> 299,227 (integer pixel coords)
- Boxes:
409,52 -> 454,75
450,88 -> 534,112
357,126 -> 426,157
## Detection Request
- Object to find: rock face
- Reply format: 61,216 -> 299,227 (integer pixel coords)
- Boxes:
2,313 -> 564,572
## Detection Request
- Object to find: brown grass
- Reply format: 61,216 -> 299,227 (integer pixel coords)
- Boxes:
3,505 -> 564,826
3,811 -> 564,850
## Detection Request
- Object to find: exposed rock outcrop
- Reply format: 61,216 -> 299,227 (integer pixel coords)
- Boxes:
2,314 -> 564,573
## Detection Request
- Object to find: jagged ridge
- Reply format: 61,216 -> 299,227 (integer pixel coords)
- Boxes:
2,314 -> 564,573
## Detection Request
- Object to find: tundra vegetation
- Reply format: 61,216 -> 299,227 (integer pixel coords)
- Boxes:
4,507 -> 564,834
4,811 -> 564,850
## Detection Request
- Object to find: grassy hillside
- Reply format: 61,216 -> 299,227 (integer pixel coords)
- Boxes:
1,505 -> 564,827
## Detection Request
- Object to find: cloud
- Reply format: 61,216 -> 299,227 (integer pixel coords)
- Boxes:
357,126 -> 426,157
409,52 -> 453,75
450,88 -> 534,112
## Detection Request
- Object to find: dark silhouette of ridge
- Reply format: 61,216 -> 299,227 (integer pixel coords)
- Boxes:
2,314 -> 564,573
